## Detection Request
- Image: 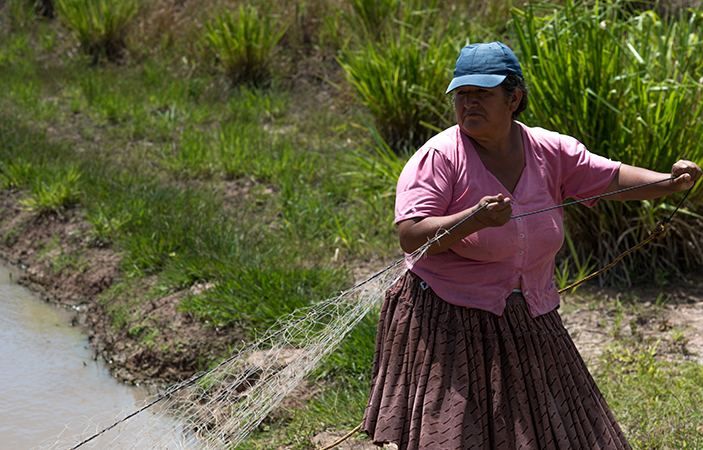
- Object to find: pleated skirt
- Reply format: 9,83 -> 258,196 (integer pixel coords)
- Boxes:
361,271 -> 631,450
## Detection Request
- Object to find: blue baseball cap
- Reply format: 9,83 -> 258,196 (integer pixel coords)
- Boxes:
445,42 -> 523,94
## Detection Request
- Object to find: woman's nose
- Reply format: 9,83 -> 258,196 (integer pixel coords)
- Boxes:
457,94 -> 476,106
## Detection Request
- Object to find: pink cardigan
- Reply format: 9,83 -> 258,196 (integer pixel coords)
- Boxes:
395,123 -> 620,317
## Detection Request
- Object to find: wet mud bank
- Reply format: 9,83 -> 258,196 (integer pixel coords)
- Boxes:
0,191 -> 241,386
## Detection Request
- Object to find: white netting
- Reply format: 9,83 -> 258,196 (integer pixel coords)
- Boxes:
33,251 -> 423,450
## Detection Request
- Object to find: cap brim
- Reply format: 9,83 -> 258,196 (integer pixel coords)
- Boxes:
445,74 -> 507,94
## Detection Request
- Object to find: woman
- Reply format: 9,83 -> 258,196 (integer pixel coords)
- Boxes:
361,42 -> 701,450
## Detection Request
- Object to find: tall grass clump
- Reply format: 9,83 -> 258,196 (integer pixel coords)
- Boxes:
339,22 -> 459,153
338,0 -> 399,39
511,1 -> 703,284
19,166 -> 83,213
54,0 -> 140,62
204,5 -> 288,86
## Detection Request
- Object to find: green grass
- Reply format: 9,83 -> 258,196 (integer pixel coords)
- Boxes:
0,13 -> 397,336
597,340 -> 703,449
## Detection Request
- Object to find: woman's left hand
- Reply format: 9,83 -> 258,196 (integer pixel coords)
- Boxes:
605,160 -> 701,201
671,159 -> 702,191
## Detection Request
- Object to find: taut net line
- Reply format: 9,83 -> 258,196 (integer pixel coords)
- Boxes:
34,177 -> 688,450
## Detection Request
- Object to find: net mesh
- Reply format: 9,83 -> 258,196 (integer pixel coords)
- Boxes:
33,252 -> 422,450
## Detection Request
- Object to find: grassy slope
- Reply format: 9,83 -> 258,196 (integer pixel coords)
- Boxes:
0,7 -> 395,446
2,2 -> 703,448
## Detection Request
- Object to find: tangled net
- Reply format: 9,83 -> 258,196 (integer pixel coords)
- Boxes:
33,252 -> 422,450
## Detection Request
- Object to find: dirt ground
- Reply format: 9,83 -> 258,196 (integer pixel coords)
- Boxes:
561,281 -> 703,365
1,190 -> 703,450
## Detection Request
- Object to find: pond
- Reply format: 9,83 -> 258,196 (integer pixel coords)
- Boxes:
0,262 -> 189,450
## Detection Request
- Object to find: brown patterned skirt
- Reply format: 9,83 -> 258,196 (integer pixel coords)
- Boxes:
361,271 -> 631,450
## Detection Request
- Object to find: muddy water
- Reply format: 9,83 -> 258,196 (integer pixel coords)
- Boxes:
0,263 -> 188,450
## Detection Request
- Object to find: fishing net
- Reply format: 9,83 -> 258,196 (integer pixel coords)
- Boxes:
32,252 -> 422,450
31,178 -> 689,450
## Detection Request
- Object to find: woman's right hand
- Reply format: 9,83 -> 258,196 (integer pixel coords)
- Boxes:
474,194 -> 513,228
398,193 -> 512,255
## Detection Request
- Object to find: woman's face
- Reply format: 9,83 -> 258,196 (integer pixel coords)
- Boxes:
454,85 -> 519,140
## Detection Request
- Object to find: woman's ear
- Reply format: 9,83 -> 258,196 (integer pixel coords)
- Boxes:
509,88 -> 523,112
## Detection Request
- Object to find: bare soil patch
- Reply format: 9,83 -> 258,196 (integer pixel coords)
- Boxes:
561,280 -> 703,365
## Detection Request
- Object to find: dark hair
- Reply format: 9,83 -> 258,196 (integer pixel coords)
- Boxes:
501,73 -> 529,119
